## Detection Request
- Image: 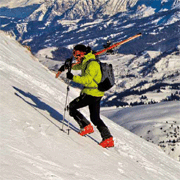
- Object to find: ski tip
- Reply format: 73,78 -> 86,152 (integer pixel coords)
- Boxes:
138,32 -> 142,36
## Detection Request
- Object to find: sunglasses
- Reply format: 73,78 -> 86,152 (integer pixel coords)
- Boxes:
73,50 -> 85,57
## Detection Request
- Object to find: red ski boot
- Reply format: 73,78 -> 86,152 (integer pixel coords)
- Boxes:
78,124 -> 94,136
99,137 -> 114,148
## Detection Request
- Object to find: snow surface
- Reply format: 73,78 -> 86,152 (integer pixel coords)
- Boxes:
101,101 -> 180,161
1,31 -> 180,180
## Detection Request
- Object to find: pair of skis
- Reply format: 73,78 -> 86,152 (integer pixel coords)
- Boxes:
94,33 -> 142,56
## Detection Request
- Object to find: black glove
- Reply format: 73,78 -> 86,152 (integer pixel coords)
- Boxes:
66,72 -> 74,80
58,58 -> 72,72
58,64 -> 65,72
65,58 -> 72,69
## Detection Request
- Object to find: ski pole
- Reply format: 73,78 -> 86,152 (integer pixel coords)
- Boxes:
61,57 -> 73,134
62,80 -> 70,132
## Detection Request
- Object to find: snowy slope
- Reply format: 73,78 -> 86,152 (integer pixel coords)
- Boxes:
101,101 -> 180,161
1,31 -> 180,179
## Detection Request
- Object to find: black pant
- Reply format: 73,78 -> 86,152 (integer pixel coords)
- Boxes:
69,93 -> 112,140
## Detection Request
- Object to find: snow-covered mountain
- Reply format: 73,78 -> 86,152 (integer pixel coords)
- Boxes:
0,0 -> 179,19
100,47 -> 180,107
0,0 -> 179,105
0,0 -> 140,19
0,0 -> 180,56
1,30 -> 180,180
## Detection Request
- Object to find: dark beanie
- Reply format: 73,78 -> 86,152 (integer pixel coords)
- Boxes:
73,44 -> 87,52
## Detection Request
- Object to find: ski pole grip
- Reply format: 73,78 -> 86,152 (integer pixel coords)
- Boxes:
66,57 -> 73,73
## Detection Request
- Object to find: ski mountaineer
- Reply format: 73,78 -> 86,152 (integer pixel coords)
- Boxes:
56,44 -> 114,148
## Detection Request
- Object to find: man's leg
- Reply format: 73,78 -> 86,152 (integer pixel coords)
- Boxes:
89,97 -> 112,140
69,94 -> 91,129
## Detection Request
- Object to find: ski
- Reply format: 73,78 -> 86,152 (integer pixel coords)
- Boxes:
94,33 -> 142,56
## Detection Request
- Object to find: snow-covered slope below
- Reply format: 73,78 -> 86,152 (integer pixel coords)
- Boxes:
1,31 -> 180,179
101,101 -> 180,161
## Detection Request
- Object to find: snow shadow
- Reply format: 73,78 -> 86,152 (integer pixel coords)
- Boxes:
13,86 -> 79,133
13,86 -> 100,144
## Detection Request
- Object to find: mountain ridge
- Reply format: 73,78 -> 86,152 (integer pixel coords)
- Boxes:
0,0 -> 179,55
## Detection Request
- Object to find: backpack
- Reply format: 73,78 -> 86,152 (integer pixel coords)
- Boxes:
85,59 -> 115,92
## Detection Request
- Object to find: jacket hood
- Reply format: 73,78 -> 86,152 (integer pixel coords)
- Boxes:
83,52 -> 96,64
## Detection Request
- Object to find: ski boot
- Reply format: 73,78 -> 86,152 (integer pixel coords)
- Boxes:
78,124 -> 94,136
99,137 -> 114,148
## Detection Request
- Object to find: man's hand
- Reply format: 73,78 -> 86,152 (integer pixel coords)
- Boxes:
55,57 -> 73,78
55,64 -> 66,78
65,58 -> 72,68
66,72 -> 74,80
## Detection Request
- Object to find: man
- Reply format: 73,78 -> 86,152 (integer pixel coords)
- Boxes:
56,44 -> 114,148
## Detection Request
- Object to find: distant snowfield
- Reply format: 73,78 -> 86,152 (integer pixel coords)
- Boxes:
1,31 -> 180,180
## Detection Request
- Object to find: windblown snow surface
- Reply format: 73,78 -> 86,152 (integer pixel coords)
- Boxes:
0,31 -> 180,180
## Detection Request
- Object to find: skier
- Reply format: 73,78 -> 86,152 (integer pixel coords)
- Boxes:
57,44 -> 114,148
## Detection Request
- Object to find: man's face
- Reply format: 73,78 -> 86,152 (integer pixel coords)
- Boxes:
73,50 -> 85,64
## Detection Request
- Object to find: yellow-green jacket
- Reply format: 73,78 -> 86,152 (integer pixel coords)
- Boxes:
72,52 -> 104,97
